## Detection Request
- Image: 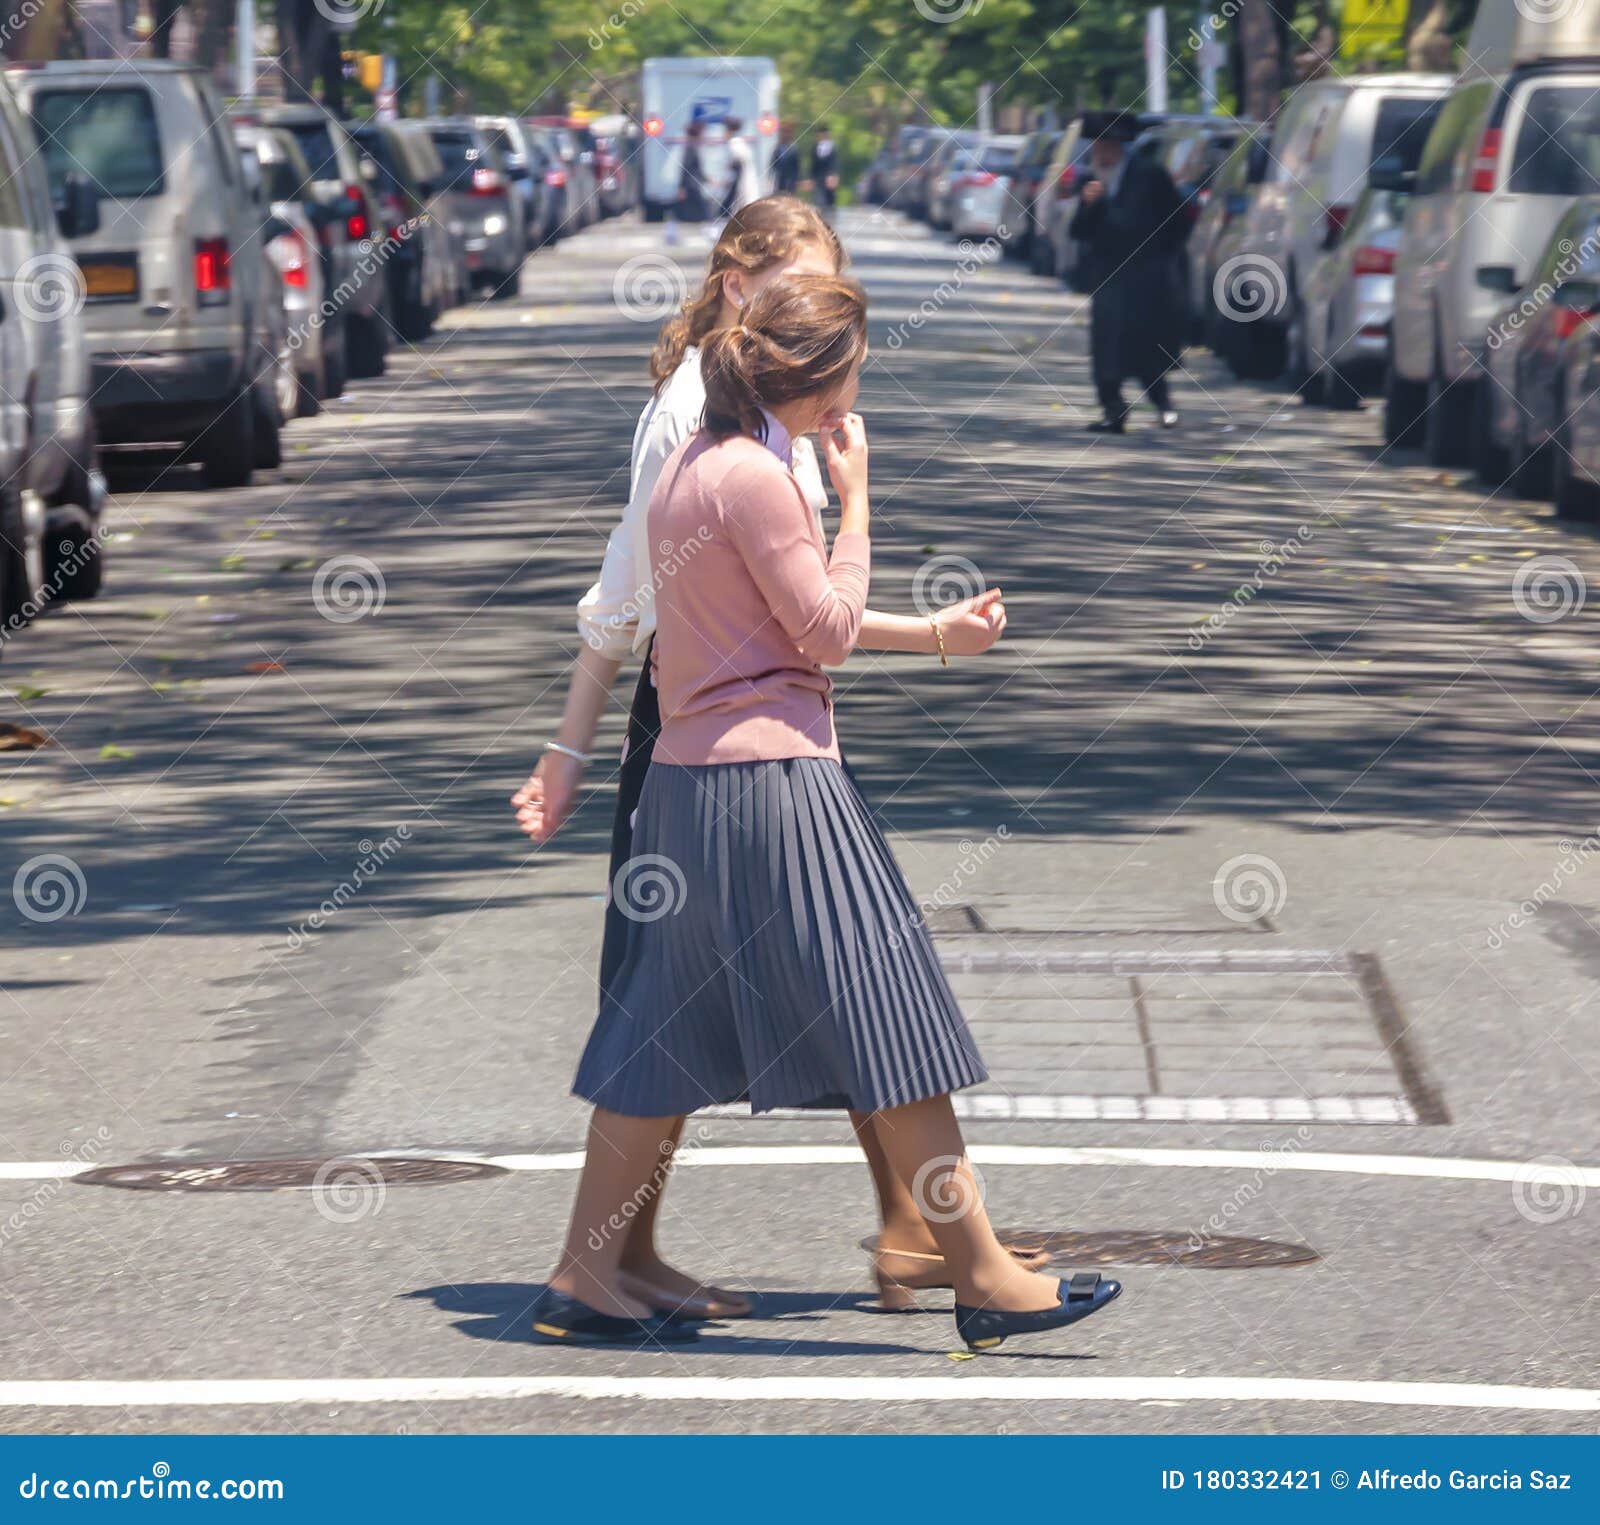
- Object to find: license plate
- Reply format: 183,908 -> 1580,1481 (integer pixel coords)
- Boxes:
79,258 -> 138,300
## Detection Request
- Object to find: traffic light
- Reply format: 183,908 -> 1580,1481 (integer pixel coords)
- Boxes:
358,54 -> 384,94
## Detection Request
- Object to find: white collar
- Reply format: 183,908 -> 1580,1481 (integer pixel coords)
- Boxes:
758,408 -> 793,467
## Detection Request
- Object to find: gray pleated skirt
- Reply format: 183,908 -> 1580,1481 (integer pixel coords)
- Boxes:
573,757 -> 988,1117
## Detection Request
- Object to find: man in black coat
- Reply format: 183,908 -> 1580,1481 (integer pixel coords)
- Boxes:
772,121 -> 801,194
1069,111 -> 1188,432
810,122 -> 840,216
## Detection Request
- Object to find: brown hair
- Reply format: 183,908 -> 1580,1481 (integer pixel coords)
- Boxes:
699,273 -> 868,441
649,194 -> 844,389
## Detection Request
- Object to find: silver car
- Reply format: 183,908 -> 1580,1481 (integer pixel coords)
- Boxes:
950,135 -> 1025,240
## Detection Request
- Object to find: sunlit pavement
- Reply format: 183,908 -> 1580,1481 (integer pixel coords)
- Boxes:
1,209 -> 1598,1434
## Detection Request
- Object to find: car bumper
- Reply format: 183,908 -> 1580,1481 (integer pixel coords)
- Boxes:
90,349 -> 241,439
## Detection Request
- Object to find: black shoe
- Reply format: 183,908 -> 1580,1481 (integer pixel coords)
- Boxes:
1085,416 -> 1125,434
954,1272 -> 1122,1352
530,1286 -> 700,1346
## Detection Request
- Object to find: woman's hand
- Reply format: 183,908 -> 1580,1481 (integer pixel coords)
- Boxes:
934,587 -> 1007,656
822,412 -> 869,506
511,750 -> 586,844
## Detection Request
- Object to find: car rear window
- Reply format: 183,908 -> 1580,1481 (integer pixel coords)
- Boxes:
1509,83 -> 1600,194
432,133 -> 478,173
1370,94 -> 1445,173
33,88 -> 163,199
284,120 -> 340,182
264,153 -> 310,203
980,144 -> 1020,172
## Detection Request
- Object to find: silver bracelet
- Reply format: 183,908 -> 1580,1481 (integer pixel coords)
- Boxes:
544,740 -> 593,765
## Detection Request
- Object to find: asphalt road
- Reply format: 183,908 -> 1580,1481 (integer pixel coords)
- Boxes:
1,207 -> 1598,1436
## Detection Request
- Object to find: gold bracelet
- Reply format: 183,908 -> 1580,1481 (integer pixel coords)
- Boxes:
930,618 -> 948,667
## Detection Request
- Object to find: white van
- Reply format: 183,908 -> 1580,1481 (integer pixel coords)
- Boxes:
0,67 -> 103,631
13,60 -> 271,490
638,56 -> 779,221
1387,12 -> 1600,462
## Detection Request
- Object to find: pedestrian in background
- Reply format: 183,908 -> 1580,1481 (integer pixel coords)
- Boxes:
512,196 -> 1036,1333
810,120 -> 839,217
720,116 -> 761,216
675,120 -> 710,225
530,272 -> 1120,1354
772,120 -> 801,195
1069,111 -> 1187,433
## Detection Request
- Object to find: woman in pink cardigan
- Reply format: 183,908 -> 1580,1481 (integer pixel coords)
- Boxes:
532,274 -> 1122,1354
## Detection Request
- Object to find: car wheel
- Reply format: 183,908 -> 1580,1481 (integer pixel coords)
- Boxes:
1552,416 -> 1600,518
296,363 -> 323,419
1383,364 -> 1427,448
1289,301 -> 1322,403
45,501 -> 104,603
491,265 -> 521,302
347,311 -> 387,379
252,381 -> 282,471
1424,370 -> 1475,468
0,481 -> 45,629
1471,372 -> 1512,484
199,385 -> 256,490
1511,404 -> 1554,499
325,327 -> 348,399
1324,365 -> 1362,411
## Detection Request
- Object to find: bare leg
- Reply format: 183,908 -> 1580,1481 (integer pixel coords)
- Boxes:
869,1093 -> 1062,1312
547,1108 -> 682,1318
849,1110 -> 940,1255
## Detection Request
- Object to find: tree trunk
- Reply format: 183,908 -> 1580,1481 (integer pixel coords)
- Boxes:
1407,0 -> 1455,71
1237,0 -> 1285,122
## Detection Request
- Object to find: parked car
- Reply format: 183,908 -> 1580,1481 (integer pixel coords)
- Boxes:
1188,130 -> 1270,346
885,124 -> 938,210
922,131 -> 978,228
1476,198 -> 1600,500
1389,45 -> 1600,461
999,128 -> 1061,260
18,59 -> 273,489
860,142 -> 896,204
1224,72 -> 1451,380
950,135 -> 1026,240
1140,114 -> 1249,213
350,118 -> 455,341
0,65 -> 104,625
258,102 -> 389,381
527,118 -> 600,229
391,121 -> 465,305
477,115 -> 547,246
1031,117 -> 1093,276
588,114 -> 637,216
421,119 -> 526,300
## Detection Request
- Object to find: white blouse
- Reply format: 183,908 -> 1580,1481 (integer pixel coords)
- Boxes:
575,346 -> 829,660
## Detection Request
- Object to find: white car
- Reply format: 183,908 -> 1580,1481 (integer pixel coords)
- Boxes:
17,59 -> 274,489
0,65 -> 104,630
1388,11 -> 1600,463
1226,72 -> 1451,379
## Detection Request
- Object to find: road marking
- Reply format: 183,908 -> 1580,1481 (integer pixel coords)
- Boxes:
5,1146 -> 1594,1190
0,1376 -> 1593,1414
701,1095 -> 1420,1124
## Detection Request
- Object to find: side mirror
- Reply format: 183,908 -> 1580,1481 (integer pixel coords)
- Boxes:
1477,264 -> 1518,295
1368,153 -> 1415,194
54,172 -> 100,239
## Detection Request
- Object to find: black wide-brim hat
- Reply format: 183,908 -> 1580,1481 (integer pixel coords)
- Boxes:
1082,109 -> 1140,143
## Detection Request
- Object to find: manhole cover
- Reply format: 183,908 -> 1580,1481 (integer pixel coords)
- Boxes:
74,1157 -> 507,1193
992,1228 -> 1318,1269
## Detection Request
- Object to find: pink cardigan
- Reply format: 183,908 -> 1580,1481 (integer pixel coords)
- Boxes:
648,429 -> 870,765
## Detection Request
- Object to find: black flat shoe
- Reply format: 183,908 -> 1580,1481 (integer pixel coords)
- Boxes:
530,1287 -> 700,1346
954,1272 -> 1122,1352
1085,417 -> 1125,434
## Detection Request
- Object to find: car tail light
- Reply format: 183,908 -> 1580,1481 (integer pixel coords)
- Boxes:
1057,163 -> 1077,195
344,184 -> 370,240
758,114 -> 776,135
379,188 -> 408,238
1324,202 -> 1350,241
273,228 -> 310,289
643,115 -> 663,137
1471,126 -> 1502,193
966,170 -> 996,187
193,236 -> 230,303
1553,304 -> 1597,340
470,165 -> 505,196
1352,244 -> 1395,276
545,167 -> 567,188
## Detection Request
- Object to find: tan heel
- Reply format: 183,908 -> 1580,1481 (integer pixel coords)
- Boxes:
873,1270 -> 922,1312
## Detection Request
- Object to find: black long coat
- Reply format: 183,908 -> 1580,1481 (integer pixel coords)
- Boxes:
1069,154 -> 1189,385
677,141 -> 710,222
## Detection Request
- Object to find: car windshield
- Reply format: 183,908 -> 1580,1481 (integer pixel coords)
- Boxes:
1370,94 -> 1444,173
283,120 -> 340,182
33,88 -> 163,199
1509,84 -> 1600,194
